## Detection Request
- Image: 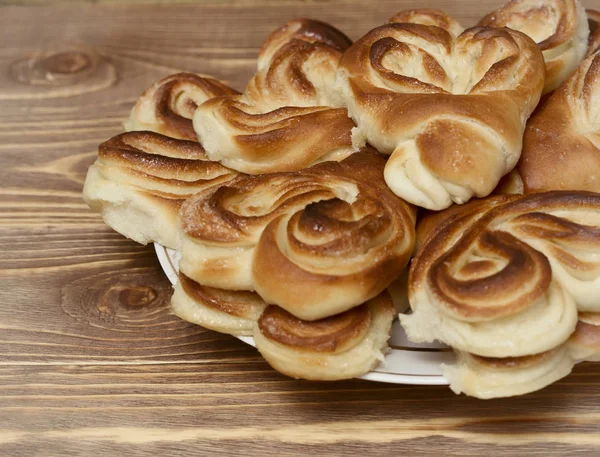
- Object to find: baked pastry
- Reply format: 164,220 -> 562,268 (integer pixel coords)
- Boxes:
443,347 -> 574,399
518,51 -> 600,193
389,9 -> 464,37
124,72 -> 239,140
402,191 -> 600,357
588,10 -> 600,56
171,273 -> 266,336
336,23 -> 544,210
193,19 -> 360,174
478,0 -> 590,94
178,150 -> 416,320
254,291 -> 395,380
568,313 -> 600,362
83,131 -> 239,249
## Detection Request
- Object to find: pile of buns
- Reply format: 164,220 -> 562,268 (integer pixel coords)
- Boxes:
83,0 -> 600,398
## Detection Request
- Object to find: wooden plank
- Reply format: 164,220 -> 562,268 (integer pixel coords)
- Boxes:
1,1 -> 599,455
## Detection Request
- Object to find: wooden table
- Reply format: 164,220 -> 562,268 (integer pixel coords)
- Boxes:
1,1 -> 599,455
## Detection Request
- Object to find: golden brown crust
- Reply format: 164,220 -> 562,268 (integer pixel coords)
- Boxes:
258,304 -> 370,353
82,131 -> 240,248
96,131 -> 239,196
254,291 -> 394,380
337,22 -> 544,209
588,10 -> 600,56
179,150 -> 416,320
178,273 -> 265,319
410,191 -> 600,321
478,0 -> 589,94
194,19 -> 358,174
389,9 -> 464,37
568,312 -> 600,360
125,72 -> 239,140
470,346 -> 562,370
519,52 -> 600,193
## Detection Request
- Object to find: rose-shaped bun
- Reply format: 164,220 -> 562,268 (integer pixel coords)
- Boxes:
178,150 -> 416,320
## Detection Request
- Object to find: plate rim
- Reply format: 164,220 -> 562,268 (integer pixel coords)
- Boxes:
154,242 -> 450,386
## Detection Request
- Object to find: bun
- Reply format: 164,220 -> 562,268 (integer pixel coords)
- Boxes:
588,10 -> 600,56
478,0 -> 590,94
336,23 -> 544,210
171,273 -> 266,336
193,19 -> 360,174
402,191 -> 600,357
519,52 -> 600,193
124,72 -> 239,140
568,313 -> 600,362
178,151 -> 416,320
82,131 -> 239,248
254,292 -> 394,380
443,347 -> 574,399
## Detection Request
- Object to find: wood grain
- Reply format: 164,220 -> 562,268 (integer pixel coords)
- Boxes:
1,1 -> 599,455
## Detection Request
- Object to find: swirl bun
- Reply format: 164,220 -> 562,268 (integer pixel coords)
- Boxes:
478,0 -> 590,94
254,292 -> 394,380
82,131 -> 239,248
519,51 -> 600,193
125,72 -> 239,140
336,23 -> 544,210
171,273 -> 266,336
194,19 -> 361,174
178,150 -> 416,320
443,347 -> 574,399
402,191 -> 600,358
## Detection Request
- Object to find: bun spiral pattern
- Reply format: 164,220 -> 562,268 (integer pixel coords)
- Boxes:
193,19 -> 361,174
519,51 -> 600,193
124,72 -> 239,141
178,151 -> 416,321
402,191 -> 600,358
478,0 -> 590,94
82,131 -> 239,248
336,23 -> 545,210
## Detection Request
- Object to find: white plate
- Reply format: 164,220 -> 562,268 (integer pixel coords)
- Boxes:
155,243 -> 452,385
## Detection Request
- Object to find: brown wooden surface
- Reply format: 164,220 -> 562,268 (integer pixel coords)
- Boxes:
1,1 -> 599,455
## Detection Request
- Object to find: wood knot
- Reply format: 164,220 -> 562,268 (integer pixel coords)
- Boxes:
115,285 -> 158,309
44,51 -> 91,75
61,268 -> 180,331
7,46 -> 117,97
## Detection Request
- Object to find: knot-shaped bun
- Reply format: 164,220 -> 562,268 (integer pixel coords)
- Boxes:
519,51 -> 600,193
82,131 -> 239,248
254,292 -> 394,380
125,72 -> 239,140
336,23 -> 544,210
478,0 -> 590,94
389,9 -> 464,38
402,191 -> 600,358
178,151 -> 416,321
193,19 -> 360,174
